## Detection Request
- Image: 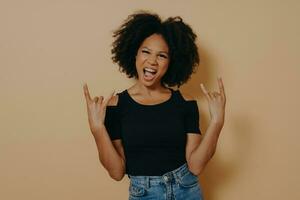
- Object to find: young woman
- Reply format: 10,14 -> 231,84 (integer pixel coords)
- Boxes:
83,11 -> 226,200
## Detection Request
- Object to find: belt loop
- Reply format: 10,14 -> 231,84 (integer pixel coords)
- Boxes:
145,177 -> 150,189
173,171 -> 179,185
173,165 -> 182,185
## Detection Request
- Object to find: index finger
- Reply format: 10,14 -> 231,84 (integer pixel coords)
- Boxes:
83,83 -> 92,102
217,77 -> 226,99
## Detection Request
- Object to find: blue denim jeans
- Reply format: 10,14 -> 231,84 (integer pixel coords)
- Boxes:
128,163 -> 204,200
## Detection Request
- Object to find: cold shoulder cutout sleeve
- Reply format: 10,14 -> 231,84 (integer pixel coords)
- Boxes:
184,100 -> 201,134
104,105 -> 122,140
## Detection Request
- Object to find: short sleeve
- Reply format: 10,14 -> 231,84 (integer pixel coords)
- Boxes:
104,106 -> 121,140
184,101 -> 201,134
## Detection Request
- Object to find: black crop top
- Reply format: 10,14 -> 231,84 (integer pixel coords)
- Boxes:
104,88 -> 201,176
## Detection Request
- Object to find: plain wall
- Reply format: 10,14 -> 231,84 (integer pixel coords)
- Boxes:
0,0 -> 299,199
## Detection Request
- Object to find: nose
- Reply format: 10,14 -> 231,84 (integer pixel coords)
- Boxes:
147,54 -> 158,65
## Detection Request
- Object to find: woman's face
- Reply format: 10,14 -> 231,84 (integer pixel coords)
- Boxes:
135,34 -> 170,88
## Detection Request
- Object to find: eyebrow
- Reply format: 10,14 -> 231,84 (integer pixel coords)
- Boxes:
142,47 -> 169,54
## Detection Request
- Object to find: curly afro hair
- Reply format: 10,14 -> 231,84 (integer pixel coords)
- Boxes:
111,11 -> 199,88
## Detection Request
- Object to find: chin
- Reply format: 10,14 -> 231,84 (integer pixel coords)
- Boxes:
139,77 -> 159,88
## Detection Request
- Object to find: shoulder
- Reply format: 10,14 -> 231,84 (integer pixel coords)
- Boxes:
178,90 -> 196,101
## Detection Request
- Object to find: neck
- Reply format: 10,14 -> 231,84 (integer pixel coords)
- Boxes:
132,82 -> 168,96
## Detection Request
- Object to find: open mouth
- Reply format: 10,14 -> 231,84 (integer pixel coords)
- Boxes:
143,67 -> 157,81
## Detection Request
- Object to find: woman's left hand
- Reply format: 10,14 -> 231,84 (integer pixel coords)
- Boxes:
200,77 -> 226,127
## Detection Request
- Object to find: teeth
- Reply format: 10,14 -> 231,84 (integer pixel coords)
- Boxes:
144,67 -> 157,73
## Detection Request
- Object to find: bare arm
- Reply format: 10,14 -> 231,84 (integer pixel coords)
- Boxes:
83,83 -> 125,181
185,77 -> 226,175
93,126 -> 126,181
186,122 -> 222,175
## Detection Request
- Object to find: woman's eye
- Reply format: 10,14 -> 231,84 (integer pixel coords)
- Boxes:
159,54 -> 168,59
142,50 -> 150,54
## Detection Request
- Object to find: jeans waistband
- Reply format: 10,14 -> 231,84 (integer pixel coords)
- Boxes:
128,163 -> 191,187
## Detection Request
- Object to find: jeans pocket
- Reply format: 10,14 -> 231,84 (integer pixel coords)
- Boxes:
177,170 -> 199,188
129,182 -> 146,198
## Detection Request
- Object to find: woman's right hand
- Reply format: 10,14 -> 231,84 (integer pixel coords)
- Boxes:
83,83 -> 115,134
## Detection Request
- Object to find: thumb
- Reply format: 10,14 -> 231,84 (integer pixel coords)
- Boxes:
200,83 -> 210,99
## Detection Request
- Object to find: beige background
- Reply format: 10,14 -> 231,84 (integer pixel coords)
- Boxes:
1,0 -> 299,199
